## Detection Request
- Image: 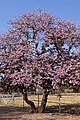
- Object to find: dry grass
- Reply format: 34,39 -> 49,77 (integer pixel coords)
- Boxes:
0,93 -> 80,107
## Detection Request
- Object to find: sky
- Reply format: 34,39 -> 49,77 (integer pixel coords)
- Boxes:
0,0 -> 80,33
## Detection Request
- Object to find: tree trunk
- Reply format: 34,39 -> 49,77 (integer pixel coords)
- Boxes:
39,90 -> 49,113
23,92 -> 36,113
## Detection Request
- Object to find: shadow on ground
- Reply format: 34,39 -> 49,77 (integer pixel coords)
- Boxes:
46,104 -> 80,115
0,106 -> 28,114
0,103 -> 80,115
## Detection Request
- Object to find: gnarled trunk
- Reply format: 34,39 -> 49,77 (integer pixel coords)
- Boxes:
23,92 -> 36,113
23,89 -> 49,113
39,90 -> 49,113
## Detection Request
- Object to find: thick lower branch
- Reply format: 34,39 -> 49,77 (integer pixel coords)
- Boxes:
23,92 -> 36,113
39,90 -> 49,113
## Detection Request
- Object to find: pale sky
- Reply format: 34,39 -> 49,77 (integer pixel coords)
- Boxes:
0,0 -> 80,33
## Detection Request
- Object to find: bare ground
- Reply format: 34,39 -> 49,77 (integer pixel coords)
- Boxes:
0,105 -> 80,120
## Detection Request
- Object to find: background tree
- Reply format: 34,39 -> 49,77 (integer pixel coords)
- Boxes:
0,9 -> 80,113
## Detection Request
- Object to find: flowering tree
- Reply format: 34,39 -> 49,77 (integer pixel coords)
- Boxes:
0,9 -> 80,113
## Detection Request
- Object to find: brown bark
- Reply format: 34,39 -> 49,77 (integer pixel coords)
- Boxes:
39,90 -> 49,113
23,92 -> 36,113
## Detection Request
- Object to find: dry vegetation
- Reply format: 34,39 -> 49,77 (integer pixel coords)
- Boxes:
0,93 -> 80,120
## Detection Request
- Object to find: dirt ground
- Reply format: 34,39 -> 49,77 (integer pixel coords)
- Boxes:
0,105 -> 80,120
